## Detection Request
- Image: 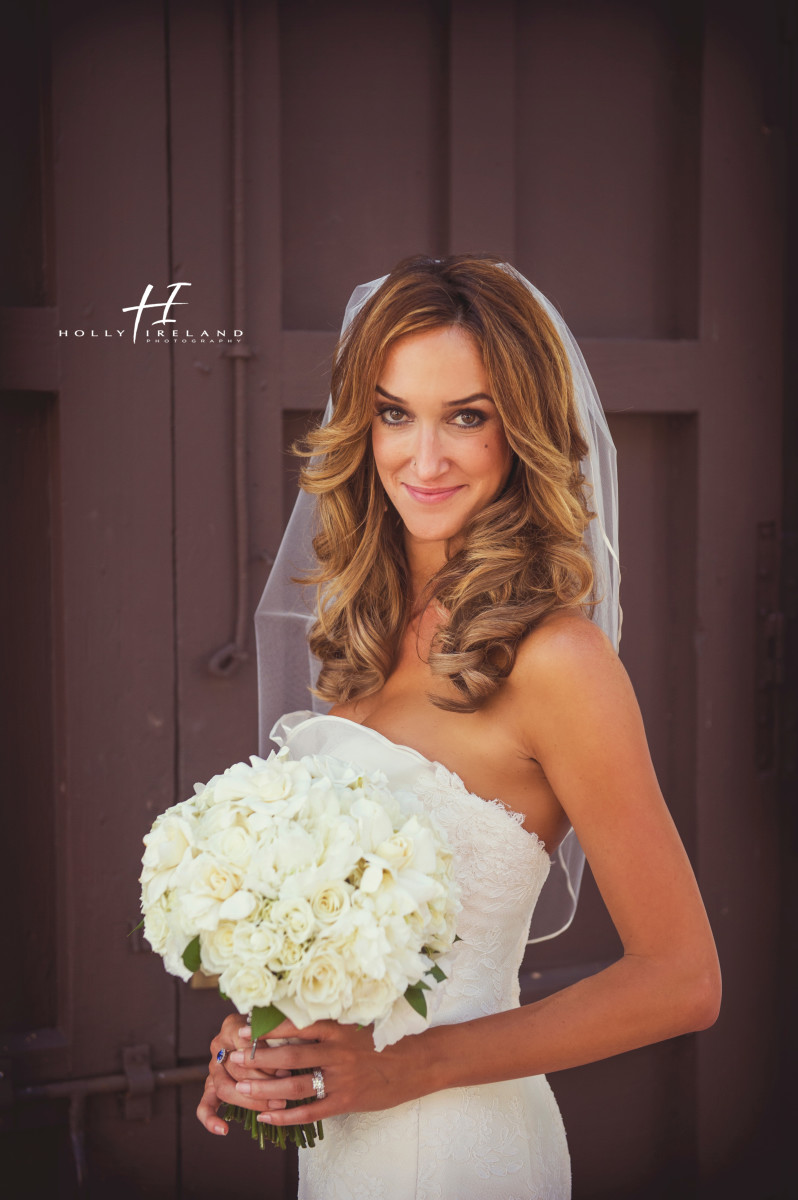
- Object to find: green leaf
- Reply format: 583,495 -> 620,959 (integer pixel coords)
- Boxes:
182,935 -> 201,973
218,989 -> 229,1002
427,963 -> 446,983
250,1003 -> 287,1041
453,934 -> 462,942
416,978 -> 431,990
404,984 -> 428,1019
127,918 -> 145,937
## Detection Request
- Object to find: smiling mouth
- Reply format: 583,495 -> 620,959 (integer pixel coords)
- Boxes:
402,484 -> 465,504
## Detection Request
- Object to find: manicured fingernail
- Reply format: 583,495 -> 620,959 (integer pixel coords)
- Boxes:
257,1113 -> 273,1123
230,1051 -> 244,1064
239,1026 -> 252,1038
214,1123 -> 227,1135
235,1081 -> 251,1095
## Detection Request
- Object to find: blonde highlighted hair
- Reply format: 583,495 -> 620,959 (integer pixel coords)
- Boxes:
295,254 -> 597,713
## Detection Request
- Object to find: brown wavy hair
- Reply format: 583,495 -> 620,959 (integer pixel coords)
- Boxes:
294,254 -> 597,713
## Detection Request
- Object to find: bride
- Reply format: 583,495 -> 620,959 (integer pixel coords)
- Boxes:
196,255 -> 721,1198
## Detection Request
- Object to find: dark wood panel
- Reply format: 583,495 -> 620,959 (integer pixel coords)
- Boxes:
280,0 -> 449,330
516,0 -> 702,339
0,392 -> 58,1033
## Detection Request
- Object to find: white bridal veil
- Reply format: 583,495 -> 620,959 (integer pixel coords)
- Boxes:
254,261 -> 622,944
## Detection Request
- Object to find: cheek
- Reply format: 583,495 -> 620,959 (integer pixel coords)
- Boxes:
370,426 -> 400,486
470,432 -> 512,483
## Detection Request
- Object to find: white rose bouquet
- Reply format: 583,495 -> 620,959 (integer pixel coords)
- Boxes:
138,745 -> 461,1150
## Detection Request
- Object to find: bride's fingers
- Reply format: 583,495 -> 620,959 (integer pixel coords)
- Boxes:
196,1074 -> 230,1136
229,1042 -> 332,1073
233,1070 -> 320,1106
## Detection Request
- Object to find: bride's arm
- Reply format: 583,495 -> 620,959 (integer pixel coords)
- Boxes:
198,616 -> 721,1130
424,616 -> 721,1087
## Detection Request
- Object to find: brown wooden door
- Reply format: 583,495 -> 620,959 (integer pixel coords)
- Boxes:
0,1 -> 789,1197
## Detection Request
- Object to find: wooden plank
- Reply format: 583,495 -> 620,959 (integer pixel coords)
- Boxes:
693,3 -> 784,1193
0,307 -> 58,391
449,0 -> 516,257
48,0 -> 178,1188
281,331 -> 707,414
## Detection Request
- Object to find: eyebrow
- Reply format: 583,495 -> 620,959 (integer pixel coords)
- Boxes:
374,385 -> 495,407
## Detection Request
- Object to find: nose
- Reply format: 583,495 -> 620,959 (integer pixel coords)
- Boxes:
409,424 -> 449,481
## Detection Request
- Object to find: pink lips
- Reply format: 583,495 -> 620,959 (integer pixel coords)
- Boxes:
402,483 -> 465,505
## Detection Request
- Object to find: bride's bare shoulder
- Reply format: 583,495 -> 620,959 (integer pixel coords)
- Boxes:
510,608 -> 620,688
505,611 -> 631,760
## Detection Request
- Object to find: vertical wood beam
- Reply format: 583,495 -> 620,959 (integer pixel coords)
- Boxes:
448,0 -> 517,258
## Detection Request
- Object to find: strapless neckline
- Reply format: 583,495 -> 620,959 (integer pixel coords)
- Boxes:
274,709 -> 550,857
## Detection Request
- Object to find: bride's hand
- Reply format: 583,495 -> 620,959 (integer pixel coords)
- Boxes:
196,1013 -> 297,1136
218,1016 -> 422,1129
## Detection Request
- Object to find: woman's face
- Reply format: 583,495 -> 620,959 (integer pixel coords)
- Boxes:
371,325 -> 514,548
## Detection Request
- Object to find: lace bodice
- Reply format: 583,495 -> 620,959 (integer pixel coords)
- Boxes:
270,711 -> 570,1199
270,711 -> 552,1047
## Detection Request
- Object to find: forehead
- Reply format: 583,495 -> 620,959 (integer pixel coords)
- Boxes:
377,326 -> 489,399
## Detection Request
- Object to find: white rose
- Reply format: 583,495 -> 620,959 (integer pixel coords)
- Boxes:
142,899 -> 170,954
283,947 -> 351,1023
174,852 -> 241,931
374,833 -> 414,869
142,813 -> 195,872
200,922 -> 237,974
347,973 -> 398,1025
140,815 -> 195,905
219,962 -> 277,1013
311,881 -> 351,925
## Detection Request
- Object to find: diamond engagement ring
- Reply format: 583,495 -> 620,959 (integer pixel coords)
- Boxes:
311,1068 -> 326,1100
216,1049 -> 228,1064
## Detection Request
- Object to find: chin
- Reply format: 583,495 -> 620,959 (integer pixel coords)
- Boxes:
394,509 -> 471,544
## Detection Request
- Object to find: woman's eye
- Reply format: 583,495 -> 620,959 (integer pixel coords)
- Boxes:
376,407 -> 408,426
453,410 -> 487,428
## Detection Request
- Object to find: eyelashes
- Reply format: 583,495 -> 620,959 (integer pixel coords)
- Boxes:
374,405 -> 488,430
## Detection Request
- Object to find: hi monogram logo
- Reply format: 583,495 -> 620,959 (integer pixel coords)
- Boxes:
58,281 -> 244,344
122,282 -> 190,343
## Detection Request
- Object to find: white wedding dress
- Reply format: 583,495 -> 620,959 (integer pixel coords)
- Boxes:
271,711 -> 572,1200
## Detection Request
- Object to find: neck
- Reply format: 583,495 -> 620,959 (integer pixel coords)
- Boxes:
403,532 -> 450,611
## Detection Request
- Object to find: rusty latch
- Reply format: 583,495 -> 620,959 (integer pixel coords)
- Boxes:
122,1044 -> 154,1121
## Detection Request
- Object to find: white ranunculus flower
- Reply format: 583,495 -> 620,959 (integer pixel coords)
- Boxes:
219,962 -> 277,1013
231,919 -> 281,962
271,897 -> 316,942
267,933 -> 307,973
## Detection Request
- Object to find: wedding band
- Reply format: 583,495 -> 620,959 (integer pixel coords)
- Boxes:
216,1048 -> 228,1064
311,1068 -> 326,1100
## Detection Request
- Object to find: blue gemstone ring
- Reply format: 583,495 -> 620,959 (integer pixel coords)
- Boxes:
216,1048 -> 228,1064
